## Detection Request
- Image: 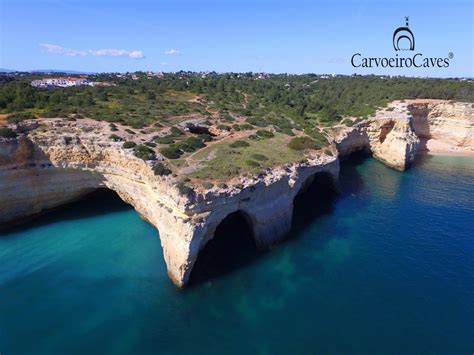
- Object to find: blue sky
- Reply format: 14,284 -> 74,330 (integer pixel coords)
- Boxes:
1,0 -> 472,77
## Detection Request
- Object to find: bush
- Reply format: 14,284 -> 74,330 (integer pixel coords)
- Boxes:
256,129 -> 274,138
160,146 -> 182,159
144,142 -> 157,148
133,144 -> 155,161
217,124 -> 231,131
239,123 -> 254,130
109,134 -> 123,142
109,123 -> 118,131
229,140 -> 250,148
176,181 -> 193,196
153,162 -> 172,176
183,137 -> 205,150
247,117 -> 268,127
123,141 -> 136,149
124,128 -> 136,135
222,114 -> 234,121
341,119 -> 354,127
154,135 -> 174,144
0,127 -> 17,138
202,181 -> 214,189
288,136 -> 323,150
305,129 -> 329,146
251,153 -> 269,161
170,126 -> 183,137
245,160 -> 260,167
324,149 -> 334,156
7,112 -> 37,123
198,133 -> 213,142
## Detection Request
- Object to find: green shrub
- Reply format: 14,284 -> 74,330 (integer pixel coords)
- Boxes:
324,149 -> 334,156
124,128 -> 136,135
123,141 -> 136,149
341,119 -> 354,127
133,144 -> 155,161
0,127 -> 17,138
109,134 -> 123,142
154,135 -> 174,144
144,142 -> 157,148
160,146 -> 182,159
222,114 -> 234,121
153,162 -> 172,176
176,181 -> 193,195
239,123 -> 254,130
198,133 -> 213,142
170,126 -> 183,137
202,181 -> 214,189
109,123 -> 118,131
247,117 -> 269,127
288,136 -> 323,150
229,140 -> 250,148
217,124 -> 231,131
277,127 -> 295,136
245,160 -> 260,167
183,137 -> 205,150
7,112 -> 37,123
256,129 -> 274,138
251,153 -> 269,161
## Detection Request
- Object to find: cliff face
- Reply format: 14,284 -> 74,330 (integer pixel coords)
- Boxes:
336,102 -> 419,170
409,100 -> 473,151
0,100 -> 472,287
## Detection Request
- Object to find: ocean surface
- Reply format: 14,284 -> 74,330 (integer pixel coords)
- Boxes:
1,154 -> 473,355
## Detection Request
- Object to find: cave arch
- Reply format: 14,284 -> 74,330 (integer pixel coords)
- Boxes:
292,172 -> 338,228
189,210 -> 261,284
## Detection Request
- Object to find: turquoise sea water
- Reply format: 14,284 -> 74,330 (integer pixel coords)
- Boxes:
1,154 -> 473,355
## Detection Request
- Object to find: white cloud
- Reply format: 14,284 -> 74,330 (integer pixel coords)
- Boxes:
40,43 -> 87,57
164,48 -> 180,56
40,43 -> 144,59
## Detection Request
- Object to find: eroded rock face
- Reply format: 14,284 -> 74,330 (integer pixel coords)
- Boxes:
409,100 -> 473,149
0,100 -> 472,287
336,103 -> 419,170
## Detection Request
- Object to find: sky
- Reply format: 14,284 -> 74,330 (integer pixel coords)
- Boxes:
0,0 -> 473,77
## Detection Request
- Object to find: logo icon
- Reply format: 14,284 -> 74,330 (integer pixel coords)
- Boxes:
393,16 -> 415,51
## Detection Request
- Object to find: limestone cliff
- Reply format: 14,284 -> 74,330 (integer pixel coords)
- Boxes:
0,99 -> 472,287
409,100 -> 473,152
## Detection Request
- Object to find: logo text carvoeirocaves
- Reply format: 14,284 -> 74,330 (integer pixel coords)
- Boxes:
351,53 -> 451,68
350,17 -> 453,69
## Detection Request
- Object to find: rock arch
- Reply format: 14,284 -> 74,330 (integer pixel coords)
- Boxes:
188,210 -> 260,284
291,171 -> 339,227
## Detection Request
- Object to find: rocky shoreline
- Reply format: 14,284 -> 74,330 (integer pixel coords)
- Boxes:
0,99 -> 472,287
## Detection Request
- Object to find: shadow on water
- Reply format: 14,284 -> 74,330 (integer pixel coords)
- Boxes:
291,172 -> 338,231
189,211 -> 263,286
338,150 -> 370,196
0,189 -> 132,236
189,151 -> 373,286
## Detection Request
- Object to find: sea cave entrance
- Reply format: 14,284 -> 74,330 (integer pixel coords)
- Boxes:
292,172 -> 338,229
189,210 -> 261,285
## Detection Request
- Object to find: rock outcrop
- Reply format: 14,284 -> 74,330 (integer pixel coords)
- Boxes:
409,100 -> 473,152
335,102 -> 419,170
1,99 -> 472,287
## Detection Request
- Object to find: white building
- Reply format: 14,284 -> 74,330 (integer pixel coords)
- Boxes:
31,77 -> 89,88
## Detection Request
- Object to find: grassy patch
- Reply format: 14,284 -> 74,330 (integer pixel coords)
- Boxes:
188,133 -> 301,180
